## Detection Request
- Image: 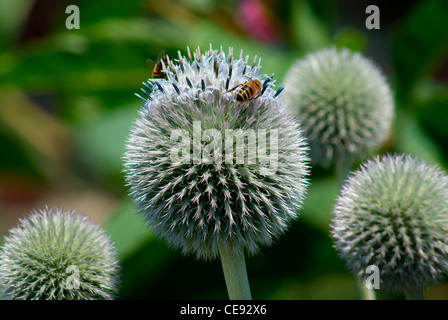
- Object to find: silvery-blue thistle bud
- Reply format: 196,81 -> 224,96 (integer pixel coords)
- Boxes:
124,45 -> 310,260
0,207 -> 120,300
283,47 -> 394,168
331,154 -> 448,295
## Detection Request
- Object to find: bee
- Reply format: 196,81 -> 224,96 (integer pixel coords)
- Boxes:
225,78 -> 263,103
147,50 -> 178,79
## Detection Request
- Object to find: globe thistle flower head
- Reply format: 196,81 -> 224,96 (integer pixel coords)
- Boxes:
124,45 -> 310,260
283,47 -> 394,168
0,207 -> 120,300
331,154 -> 448,293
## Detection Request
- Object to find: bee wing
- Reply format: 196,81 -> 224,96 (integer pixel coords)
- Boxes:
146,58 -> 156,72
146,49 -> 167,72
156,49 -> 167,62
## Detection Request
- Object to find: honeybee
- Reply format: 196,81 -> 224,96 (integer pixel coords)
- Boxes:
147,51 -> 178,79
225,78 -> 263,103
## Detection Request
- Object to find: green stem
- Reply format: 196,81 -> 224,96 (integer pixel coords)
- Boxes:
356,276 -> 376,300
336,158 -> 353,187
218,242 -> 252,300
403,287 -> 423,300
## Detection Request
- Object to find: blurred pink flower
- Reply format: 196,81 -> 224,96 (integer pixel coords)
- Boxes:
237,0 -> 279,44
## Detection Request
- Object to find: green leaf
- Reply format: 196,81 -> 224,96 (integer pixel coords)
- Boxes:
290,0 -> 330,51
102,199 -> 152,260
413,83 -> 448,162
84,17 -> 188,49
0,0 -> 31,45
0,39 -> 149,92
333,28 -> 368,53
262,274 -> 356,299
67,0 -> 146,28
0,122 -> 43,178
392,0 -> 448,103
393,108 -> 446,169
301,176 -> 339,232
103,200 -> 177,299
72,102 -> 140,186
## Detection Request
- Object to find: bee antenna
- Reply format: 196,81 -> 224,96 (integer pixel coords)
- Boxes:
172,83 -> 181,95
273,85 -> 285,98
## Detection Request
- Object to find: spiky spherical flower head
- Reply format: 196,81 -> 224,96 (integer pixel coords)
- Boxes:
331,154 -> 448,293
0,207 -> 120,300
124,45 -> 309,260
283,47 -> 394,168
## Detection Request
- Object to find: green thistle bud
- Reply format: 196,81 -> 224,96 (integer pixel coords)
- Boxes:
0,207 -> 120,300
283,47 -> 394,168
123,45 -> 310,260
331,154 -> 448,295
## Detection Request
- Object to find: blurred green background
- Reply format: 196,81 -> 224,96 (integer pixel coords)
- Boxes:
0,0 -> 447,299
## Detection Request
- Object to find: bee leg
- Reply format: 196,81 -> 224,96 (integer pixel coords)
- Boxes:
252,92 -> 263,100
224,83 -> 242,93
